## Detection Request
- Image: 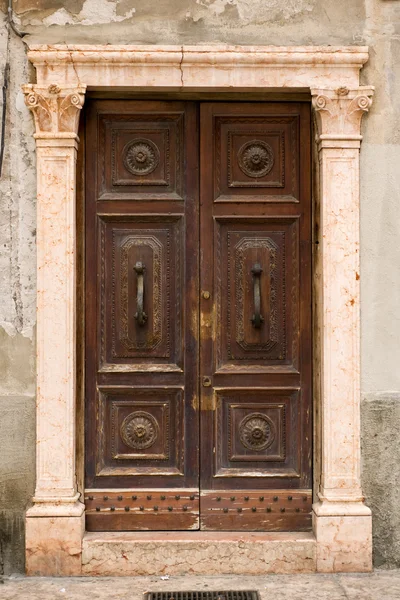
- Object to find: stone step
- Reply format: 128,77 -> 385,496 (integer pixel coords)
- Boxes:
82,531 -> 316,576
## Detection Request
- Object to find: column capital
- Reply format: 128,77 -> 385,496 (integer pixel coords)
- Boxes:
22,83 -> 86,139
311,86 -> 374,145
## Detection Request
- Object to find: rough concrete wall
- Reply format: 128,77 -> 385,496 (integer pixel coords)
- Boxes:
0,0 -> 399,573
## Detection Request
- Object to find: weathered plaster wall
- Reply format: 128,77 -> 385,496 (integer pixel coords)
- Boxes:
12,0 -> 367,45
360,2 -> 400,569
0,0 -> 399,574
0,3 -> 36,576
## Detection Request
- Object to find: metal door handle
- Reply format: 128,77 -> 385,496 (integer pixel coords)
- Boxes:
251,262 -> 264,328
134,261 -> 148,326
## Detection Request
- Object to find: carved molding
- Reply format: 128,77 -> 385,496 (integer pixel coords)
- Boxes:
234,235 -> 282,358
111,231 -> 167,358
22,84 -> 86,137
311,87 -> 374,141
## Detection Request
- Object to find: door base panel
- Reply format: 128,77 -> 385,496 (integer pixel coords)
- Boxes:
84,488 -> 311,531
200,490 -> 311,531
82,531 -> 316,575
85,489 -> 199,531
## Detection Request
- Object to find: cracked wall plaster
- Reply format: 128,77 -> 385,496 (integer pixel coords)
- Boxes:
194,0 -> 314,23
14,0 -> 365,45
0,7 -> 36,576
34,0 -> 136,27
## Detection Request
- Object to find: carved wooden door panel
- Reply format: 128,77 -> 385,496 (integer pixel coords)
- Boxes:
84,99 -> 312,532
199,103 -> 312,530
85,100 -> 200,530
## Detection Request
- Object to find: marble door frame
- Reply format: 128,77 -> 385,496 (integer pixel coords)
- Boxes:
22,44 -> 374,575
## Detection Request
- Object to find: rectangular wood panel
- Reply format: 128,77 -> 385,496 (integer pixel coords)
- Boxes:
100,110 -> 185,199
99,217 -> 183,370
213,112 -> 300,202
215,218 -> 299,370
95,387 -> 184,477
214,389 -> 300,478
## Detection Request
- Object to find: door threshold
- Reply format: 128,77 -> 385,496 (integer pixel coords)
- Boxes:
82,530 -> 316,576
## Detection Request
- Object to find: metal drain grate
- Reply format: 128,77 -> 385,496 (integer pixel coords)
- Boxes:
145,592 -> 259,600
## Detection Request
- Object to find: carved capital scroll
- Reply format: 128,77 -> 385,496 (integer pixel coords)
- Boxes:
22,84 -> 86,137
311,87 -> 374,141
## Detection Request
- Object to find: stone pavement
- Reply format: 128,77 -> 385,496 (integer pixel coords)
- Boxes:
1,572 -> 400,600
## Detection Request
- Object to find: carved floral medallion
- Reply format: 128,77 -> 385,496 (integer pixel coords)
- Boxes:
238,140 -> 274,178
239,412 -> 275,450
120,411 -> 159,450
123,138 -> 160,176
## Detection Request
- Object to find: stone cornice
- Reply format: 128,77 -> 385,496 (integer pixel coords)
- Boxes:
26,44 -> 370,89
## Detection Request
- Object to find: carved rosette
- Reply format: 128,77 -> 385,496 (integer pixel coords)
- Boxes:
22,83 -> 86,136
239,412 -> 275,451
123,138 -> 160,176
120,411 -> 159,450
311,87 -> 374,140
238,140 -> 274,178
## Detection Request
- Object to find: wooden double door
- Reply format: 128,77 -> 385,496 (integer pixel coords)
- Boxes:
84,99 -> 312,531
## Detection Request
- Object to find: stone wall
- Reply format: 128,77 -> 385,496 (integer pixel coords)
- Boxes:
0,0 -> 399,574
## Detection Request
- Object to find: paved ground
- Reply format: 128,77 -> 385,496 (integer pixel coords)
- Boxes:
1,572 -> 400,600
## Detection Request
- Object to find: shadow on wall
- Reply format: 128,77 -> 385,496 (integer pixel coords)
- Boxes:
0,328 -> 36,575
0,512 -> 25,576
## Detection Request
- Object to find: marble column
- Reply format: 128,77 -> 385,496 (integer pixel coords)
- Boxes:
311,87 -> 374,572
22,84 -> 86,576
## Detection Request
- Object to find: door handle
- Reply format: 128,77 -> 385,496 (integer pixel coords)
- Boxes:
134,261 -> 148,326
251,262 -> 264,329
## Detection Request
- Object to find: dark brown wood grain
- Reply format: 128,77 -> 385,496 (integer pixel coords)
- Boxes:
200,490 -> 311,531
85,489 -> 199,531
84,99 -> 312,532
199,102 -> 312,524
85,101 -> 200,526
